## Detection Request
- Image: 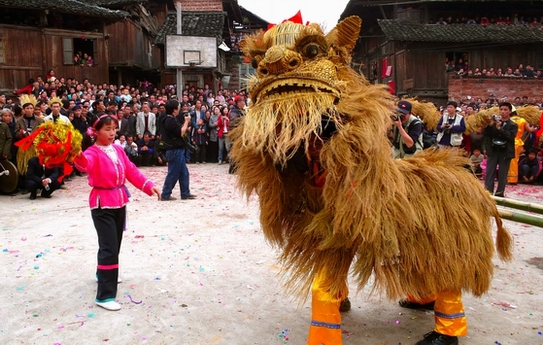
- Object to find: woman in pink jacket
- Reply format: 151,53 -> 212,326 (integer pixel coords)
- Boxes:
74,113 -> 161,311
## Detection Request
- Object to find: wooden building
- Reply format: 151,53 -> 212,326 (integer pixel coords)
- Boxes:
0,0 -> 129,92
99,0 -> 170,87
0,0 -> 267,94
340,0 -> 543,105
153,0 -> 267,92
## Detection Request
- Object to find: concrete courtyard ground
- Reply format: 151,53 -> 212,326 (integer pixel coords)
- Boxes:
1,163 -> 542,345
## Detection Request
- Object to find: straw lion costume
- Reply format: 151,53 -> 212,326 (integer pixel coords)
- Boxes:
230,16 -> 513,345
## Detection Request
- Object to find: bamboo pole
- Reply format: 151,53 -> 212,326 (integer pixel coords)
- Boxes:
497,209 -> 543,228
492,196 -> 543,216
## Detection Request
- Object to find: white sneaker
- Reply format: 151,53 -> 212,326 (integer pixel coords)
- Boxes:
95,300 -> 121,311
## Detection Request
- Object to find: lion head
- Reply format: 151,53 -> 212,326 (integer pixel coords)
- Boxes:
236,16 -> 379,167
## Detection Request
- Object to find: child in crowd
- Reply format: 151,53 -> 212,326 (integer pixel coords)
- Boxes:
469,148 -> 484,178
518,148 -> 541,184
74,114 -> 160,311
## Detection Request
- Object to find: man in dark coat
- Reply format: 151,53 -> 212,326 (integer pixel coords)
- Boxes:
25,157 -> 61,200
483,102 -> 518,197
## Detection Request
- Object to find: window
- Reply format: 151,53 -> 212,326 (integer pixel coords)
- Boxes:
445,52 -> 468,72
63,37 -> 97,65
0,33 -> 5,64
239,63 -> 255,92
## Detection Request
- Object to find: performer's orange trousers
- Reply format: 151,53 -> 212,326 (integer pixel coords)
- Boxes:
307,274 -> 345,345
406,291 -> 468,336
307,279 -> 467,344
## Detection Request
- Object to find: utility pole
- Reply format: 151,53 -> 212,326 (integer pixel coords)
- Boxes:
175,1 -> 183,99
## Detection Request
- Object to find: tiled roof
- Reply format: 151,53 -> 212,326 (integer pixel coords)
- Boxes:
154,11 -> 226,45
378,19 -> 543,43
87,0 -> 146,6
0,0 -> 129,19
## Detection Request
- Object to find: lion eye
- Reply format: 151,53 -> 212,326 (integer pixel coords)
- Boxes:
305,44 -> 319,58
251,58 -> 259,69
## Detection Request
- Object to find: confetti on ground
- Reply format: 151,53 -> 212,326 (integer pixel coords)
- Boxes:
277,328 -> 290,343
492,301 -> 517,310
126,294 -> 142,304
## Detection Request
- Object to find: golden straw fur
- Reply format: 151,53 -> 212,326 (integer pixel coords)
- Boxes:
403,98 -> 441,131
231,16 -> 513,302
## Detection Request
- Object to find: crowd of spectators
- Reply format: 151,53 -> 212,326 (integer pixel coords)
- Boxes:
430,13 -> 542,25
73,51 -> 94,67
422,99 -> 543,185
450,95 -> 543,111
229,31 -> 244,53
0,69 -> 248,197
446,59 -> 542,79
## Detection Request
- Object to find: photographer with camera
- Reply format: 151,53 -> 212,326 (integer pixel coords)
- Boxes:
390,100 -> 423,159
436,101 -> 465,148
483,102 -> 518,197
15,102 -> 44,141
159,100 -> 197,201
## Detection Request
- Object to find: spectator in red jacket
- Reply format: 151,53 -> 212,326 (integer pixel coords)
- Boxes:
14,79 -> 39,97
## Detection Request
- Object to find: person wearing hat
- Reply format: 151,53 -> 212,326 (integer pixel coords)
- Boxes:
507,106 -> 535,184
390,100 -> 424,159
44,98 -> 70,124
436,101 -> 466,148
229,95 -> 245,129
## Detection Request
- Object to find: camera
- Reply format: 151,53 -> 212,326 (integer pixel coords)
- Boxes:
390,112 -> 403,121
492,114 -> 501,122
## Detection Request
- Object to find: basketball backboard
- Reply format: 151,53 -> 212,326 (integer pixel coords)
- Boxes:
166,35 -> 217,68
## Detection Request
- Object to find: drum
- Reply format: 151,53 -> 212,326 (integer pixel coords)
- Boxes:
0,159 -> 18,193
